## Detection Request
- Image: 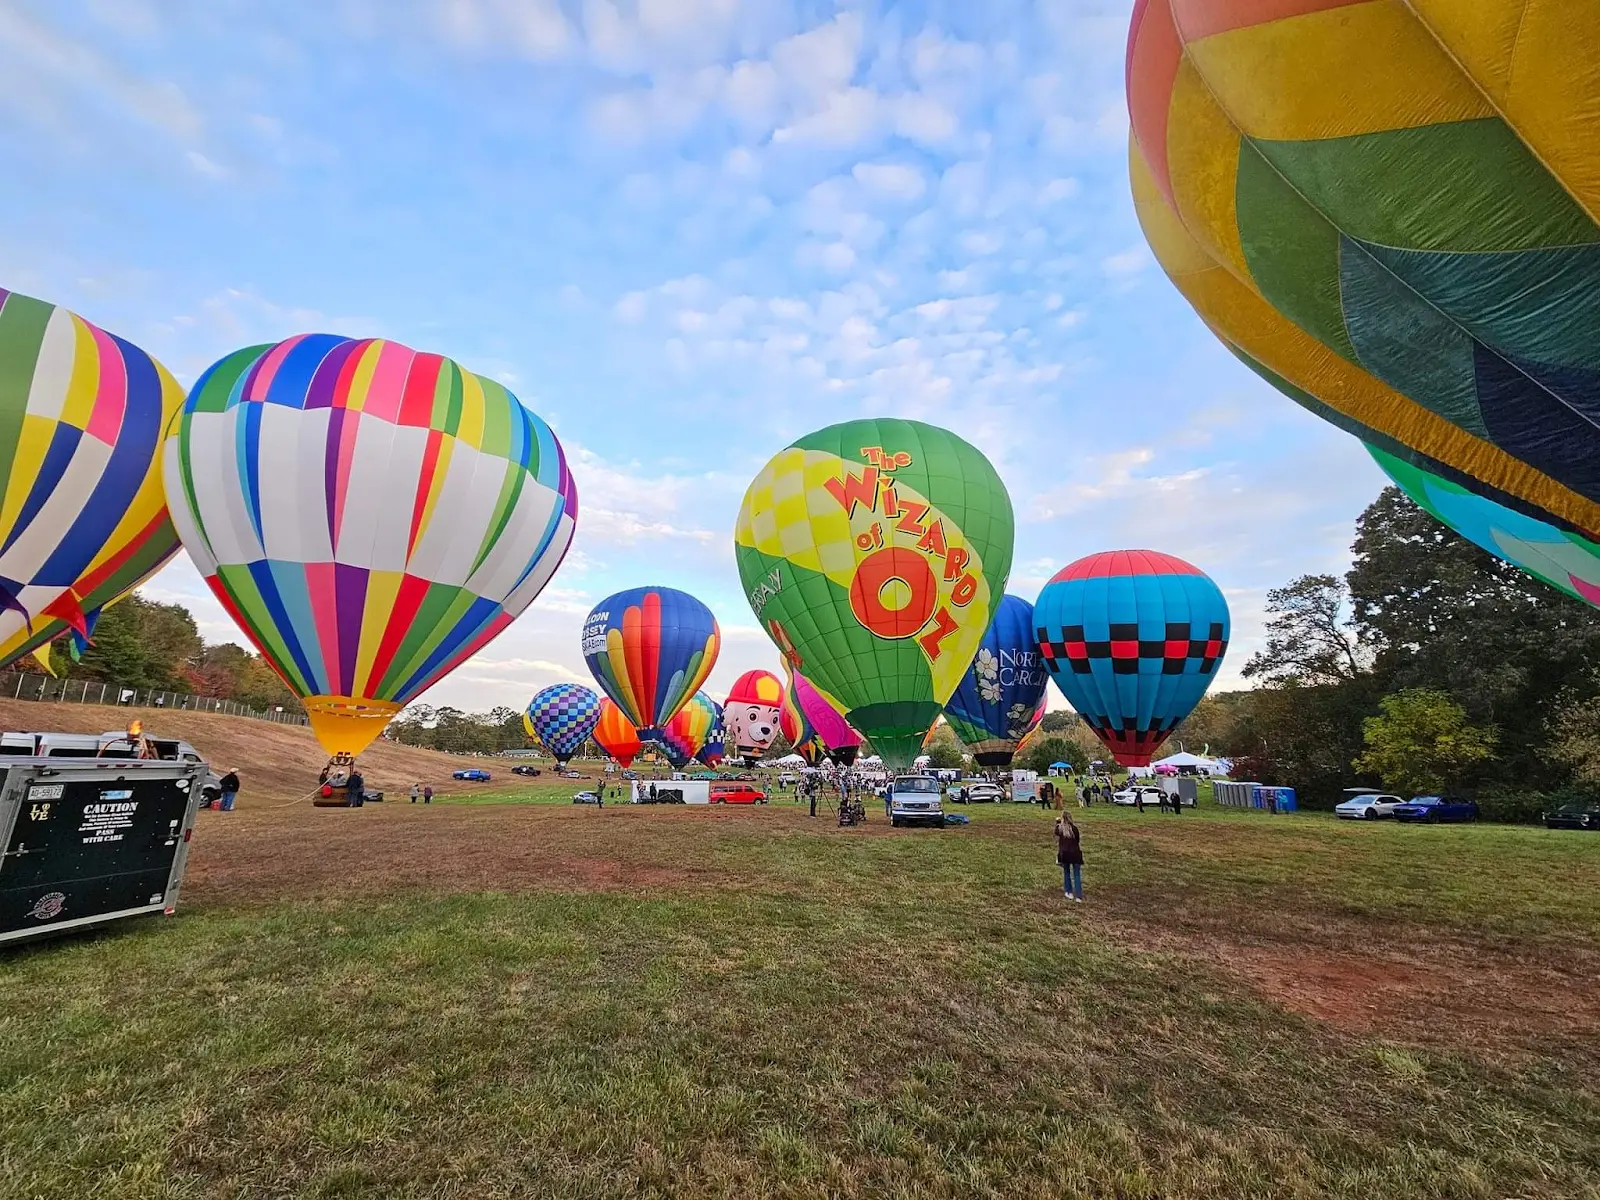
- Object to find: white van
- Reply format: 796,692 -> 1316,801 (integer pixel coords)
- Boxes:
888,774 -> 944,828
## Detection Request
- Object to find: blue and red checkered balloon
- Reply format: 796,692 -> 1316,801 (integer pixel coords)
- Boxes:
525,683 -> 602,763
1034,550 -> 1229,767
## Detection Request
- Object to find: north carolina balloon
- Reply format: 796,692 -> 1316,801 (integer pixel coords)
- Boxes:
0,288 -> 182,668
735,418 -> 1014,768
163,335 -> 577,757
942,594 -> 1051,767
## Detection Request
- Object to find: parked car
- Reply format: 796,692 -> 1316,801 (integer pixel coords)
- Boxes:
710,783 -> 766,804
1543,799 -> 1600,830
572,790 -> 602,805
1334,789 -> 1405,820
511,764 -> 541,777
1111,786 -> 1166,807
954,781 -> 1005,804
889,774 -> 944,828
452,768 -> 492,782
560,769 -> 583,779
1393,795 -> 1479,823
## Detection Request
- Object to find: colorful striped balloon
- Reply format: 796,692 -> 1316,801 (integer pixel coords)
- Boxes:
163,335 -> 578,757
1368,445 -> 1600,609
789,669 -> 861,766
1035,550 -> 1229,767
0,289 -> 182,664
779,662 -> 819,764
581,586 -> 719,739
525,682 -> 602,764
654,690 -> 719,769
1128,0 -> 1600,546
592,697 -> 642,769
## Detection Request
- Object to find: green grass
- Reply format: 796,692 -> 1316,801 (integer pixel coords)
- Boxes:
1,803 -> 1597,1199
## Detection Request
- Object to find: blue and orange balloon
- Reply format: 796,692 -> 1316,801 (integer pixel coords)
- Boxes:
1034,551 -> 1229,767
525,683 -> 601,764
582,586 -> 719,739
942,594 -> 1052,767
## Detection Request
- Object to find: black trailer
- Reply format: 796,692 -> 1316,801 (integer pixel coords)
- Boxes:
0,758 -> 205,947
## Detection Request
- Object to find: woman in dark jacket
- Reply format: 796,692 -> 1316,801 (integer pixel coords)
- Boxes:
1055,813 -> 1084,902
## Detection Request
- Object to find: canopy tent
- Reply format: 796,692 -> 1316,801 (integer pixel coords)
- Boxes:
769,754 -> 808,767
1150,751 -> 1230,775
1049,761 -> 1071,769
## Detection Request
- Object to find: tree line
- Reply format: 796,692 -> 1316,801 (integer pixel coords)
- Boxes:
26,594 -> 301,714
1173,485 -> 1600,817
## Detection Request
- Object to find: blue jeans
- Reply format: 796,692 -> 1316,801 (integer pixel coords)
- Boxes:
220,790 -> 237,812
1061,862 -> 1082,899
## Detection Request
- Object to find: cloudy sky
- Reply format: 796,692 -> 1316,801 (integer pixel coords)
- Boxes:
0,0 -> 1386,713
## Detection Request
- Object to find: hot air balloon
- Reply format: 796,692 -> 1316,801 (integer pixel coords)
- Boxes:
778,664 -> 820,764
163,335 -> 577,759
735,419 -> 1015,768
0,289 -> 183,666
1034,551 -> 1229,768
723,669 -> 785,761
592,698 -> 643,769
655,690 -> 719,769
695,699 -> 726,767
525,683 -> 602,764
1127,1 -> 1600,569
942,594 -> 1051,768
788,670 -> 862,766
582,586 -> 718,740
1368,445 -> 1600,609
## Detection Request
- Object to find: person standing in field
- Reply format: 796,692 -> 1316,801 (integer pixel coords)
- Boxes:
423,784 -> 433,804
218,769 -> 241,812
410,782 -> 420,804
1055,812 -> 1083,902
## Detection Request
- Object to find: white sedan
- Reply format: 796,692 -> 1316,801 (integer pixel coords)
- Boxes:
1111,786 -> 1168,807
1335,791 -> 1404,820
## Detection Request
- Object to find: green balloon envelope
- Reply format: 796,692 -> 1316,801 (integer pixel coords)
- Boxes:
734,418 -> 1014,768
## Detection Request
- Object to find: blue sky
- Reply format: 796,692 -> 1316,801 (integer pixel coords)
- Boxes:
0,0 -> 1386,713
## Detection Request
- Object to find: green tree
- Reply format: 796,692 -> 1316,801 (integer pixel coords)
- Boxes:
1022,736 -> 1086,777
1348,485 -> 1600,787
1242,574 -> 1366,686
1543,688 -> 1600,787
923,741 -> 965,770
1353,688 -> 1497,797
1039,710 -> 1077,734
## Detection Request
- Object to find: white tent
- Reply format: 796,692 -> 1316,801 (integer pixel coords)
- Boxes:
770,754 -> 808,767
1150,751 -> 1230,775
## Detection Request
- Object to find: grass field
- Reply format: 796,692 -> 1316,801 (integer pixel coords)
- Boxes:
3,788 -> 1599,1200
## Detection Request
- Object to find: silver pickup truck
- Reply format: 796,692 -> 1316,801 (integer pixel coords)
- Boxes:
888,773 -> 945,828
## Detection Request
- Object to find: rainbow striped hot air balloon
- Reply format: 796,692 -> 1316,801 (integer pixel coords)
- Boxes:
778,664 -> 820,764
592,697 -> 643,769
525,683 -> 602,764
696,700 -> 726,767
581,586 -> 719,740
1127,0 -> 1600,588
1035,551 -> 1229,768
654,690 -> 719,769
0,289 -> 182,666
163,335 -> 577,758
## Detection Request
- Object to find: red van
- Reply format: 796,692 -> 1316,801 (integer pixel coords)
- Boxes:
710,783 -> 766,805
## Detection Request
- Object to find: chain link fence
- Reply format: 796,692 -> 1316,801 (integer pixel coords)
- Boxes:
0,670 -> 309,727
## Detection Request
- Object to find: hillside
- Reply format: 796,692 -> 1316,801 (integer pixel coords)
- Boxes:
0,699 -> 490,807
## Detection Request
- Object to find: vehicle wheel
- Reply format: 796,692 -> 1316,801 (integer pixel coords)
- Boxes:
1363,808 -> 1378,820
891,817 -> 901,828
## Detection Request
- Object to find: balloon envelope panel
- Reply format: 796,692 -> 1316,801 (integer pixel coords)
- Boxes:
1127,0 -> 1600,543
582,586 -> 719,739
163,335 -> 577,757
695,699 -> 726,766
526,682 -> 602,763
0,288 -> 182,661
790,670 -> 859,762
1368,444 -> 1600,608
1035,550 -> 1229,767
735,418 -> 1014,768
942,594 -> 1051,767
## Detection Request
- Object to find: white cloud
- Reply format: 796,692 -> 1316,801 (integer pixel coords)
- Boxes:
851,161 -> 925,201
770,12 -> 862,99
1102,246 -> 1154,278
433,0 -> 573,59
771,86 -> 879,147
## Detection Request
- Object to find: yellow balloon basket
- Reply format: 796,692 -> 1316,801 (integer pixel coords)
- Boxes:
305,695 -> 403,759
